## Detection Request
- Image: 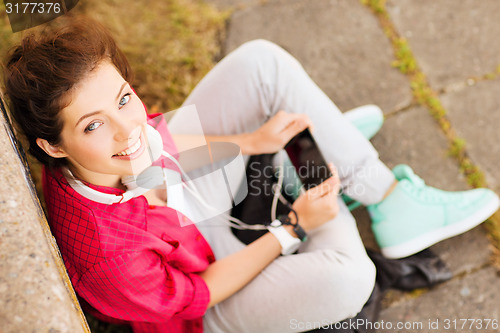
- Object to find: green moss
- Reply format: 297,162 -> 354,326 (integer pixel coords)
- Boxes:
484,73 -> 496,80
485,213 -> 500,251
392,37 -> 417,74
361,0 -> 387,14
448,137 -> 466,157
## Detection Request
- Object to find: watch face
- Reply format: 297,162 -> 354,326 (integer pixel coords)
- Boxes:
267,223 -> 301,255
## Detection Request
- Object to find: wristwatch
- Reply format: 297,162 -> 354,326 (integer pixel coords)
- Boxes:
267,219 -> 301,255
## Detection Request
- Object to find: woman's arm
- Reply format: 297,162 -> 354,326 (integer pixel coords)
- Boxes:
198,227 -> 285,308
199,169 -> 340,308
172,110 -> 314,156
172,132 -> 255,155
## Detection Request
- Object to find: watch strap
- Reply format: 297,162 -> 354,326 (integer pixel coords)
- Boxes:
278,214 -> 308,242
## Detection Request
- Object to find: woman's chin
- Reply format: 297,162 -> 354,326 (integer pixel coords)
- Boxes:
125,153 -> 155,176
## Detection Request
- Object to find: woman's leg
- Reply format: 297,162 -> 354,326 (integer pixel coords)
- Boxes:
199,200 -> 375,333
182,166 -> 375,332
169,39 -> 395,205
167,40 -> 376,331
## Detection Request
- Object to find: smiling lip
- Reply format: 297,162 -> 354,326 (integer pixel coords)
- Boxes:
112,133 -> 146,160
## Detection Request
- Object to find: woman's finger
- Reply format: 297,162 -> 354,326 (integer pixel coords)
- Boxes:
328,163 -> 341,194
305,176 -> 336,200
280,118 -> 309,142
269,111 -> 296,134
299,114 -> 314,133
273,112 -> 314,136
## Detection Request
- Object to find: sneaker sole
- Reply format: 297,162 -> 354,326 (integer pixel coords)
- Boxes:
380,194 -> 500,259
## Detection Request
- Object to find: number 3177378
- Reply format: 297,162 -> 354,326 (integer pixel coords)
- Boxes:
5,2 -> 61,14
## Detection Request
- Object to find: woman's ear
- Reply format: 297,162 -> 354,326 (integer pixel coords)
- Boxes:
36,138 -> 68,158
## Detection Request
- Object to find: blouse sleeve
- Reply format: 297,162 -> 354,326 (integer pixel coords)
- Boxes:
78,249 -> 210,323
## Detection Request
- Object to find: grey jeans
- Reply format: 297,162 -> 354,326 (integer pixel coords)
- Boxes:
168,40 -> 395,333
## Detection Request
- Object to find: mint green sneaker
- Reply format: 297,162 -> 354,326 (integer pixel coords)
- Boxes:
368,165 -> 500,259
344,104 -> 384,140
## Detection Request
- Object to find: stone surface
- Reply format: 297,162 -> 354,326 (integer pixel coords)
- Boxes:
0,106 -> 89,332
441,79 -> 500,194
372,106 -> 468,191
431,227 -> 492,276
380,266 -> 500,333
387,0 -> 500,90
221,0 -> 413,113
205,0 -> 259,10
353,206 -> 378,251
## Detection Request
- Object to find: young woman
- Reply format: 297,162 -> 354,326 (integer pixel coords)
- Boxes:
4,19 -> 499,333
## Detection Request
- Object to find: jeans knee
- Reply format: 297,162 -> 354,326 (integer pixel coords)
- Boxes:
235,39 -> 300,70
238,39 -> 282,56
348,256 -> 377,314
319,251 -> 376,321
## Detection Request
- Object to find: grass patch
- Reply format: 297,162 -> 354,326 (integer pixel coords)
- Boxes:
361,0 -> 500,251
0,0 -> 228,193
81,0 -> 229,112
0,0 -> 228,112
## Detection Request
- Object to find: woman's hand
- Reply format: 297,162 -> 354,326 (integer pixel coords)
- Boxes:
248,111 -> 313,155
199,163 -> 339,308
291,163 -> 341,231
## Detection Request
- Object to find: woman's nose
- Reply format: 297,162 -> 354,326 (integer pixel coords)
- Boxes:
113,117 -> 141,142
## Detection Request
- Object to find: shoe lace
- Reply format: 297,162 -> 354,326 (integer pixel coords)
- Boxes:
403,173 -> 450,202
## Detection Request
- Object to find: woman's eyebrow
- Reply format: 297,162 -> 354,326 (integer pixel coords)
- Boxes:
115,81 -> 129,101
75,111 -> 102,128
74,82 -> 129,128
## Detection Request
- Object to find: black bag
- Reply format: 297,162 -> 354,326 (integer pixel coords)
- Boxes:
231,153 -> 452,333
231,153 -> 292,243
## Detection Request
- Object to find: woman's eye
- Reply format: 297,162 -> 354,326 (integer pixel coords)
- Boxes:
119,94 -> 131,108
85,121 -> 102,132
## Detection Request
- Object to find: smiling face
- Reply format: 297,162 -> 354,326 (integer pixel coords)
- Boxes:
37,60 -> 154,188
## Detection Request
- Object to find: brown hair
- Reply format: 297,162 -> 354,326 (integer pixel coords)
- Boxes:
3,17 -> 133,168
